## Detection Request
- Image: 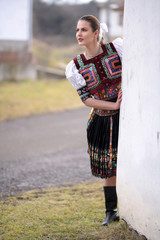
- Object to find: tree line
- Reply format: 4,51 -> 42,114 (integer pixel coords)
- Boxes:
33,0 -> 98,44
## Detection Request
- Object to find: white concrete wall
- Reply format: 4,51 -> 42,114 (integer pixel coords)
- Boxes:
0,0 -> 32,41
117,0 -> 160,239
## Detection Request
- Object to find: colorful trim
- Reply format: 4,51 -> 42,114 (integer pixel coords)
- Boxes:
77,85 -> 91,103
88,145 -> 117,178
76,54 -> 84,69
104,42 -> 114,55
92,108 -> 119,117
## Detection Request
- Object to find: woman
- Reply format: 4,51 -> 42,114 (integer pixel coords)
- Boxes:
65,15 -> 122,226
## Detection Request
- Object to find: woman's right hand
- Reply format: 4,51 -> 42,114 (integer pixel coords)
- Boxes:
114,89 -> 122,110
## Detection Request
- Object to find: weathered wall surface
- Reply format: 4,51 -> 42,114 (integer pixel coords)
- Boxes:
117,0 -> 160,239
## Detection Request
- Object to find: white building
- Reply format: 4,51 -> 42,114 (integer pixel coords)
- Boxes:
96,0 -> 124,41
0,0 -> 36,80
109,2 -> 123,40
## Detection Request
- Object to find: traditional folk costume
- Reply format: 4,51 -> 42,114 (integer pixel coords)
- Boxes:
66,37 -> 123,225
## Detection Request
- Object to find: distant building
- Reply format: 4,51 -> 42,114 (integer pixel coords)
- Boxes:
0,0 -> 36,81
96,0 -> 124,41
109,0 -> 124,40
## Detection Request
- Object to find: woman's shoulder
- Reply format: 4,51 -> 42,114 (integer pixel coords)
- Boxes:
65,59 -> 86,90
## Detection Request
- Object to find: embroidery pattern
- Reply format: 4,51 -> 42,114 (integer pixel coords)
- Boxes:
73,43 -> 122,95
79,64 -> 100,90
104,42 -> 114,55
94,83 -> 120,100
76,54 -> 84,69
77,85 -> 91,103
88,145 -> 117,178
101,55 -> 121,79
92,108 -> 119,117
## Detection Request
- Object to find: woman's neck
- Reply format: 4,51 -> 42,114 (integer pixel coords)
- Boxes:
85,42 -> 102,60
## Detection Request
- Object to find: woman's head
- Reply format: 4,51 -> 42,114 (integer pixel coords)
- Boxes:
80,15 -> 100,33
76,15 -> 103,46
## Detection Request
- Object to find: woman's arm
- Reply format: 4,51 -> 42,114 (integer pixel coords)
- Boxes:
84,89 -> 122,111
66,60 -> 122,111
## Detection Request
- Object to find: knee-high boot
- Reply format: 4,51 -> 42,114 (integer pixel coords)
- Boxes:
101,186 -> 119,226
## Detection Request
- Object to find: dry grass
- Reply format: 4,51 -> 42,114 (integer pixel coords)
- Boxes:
0,79 -> 83,121
32,39 -> 82,69
0,181 -> 138,240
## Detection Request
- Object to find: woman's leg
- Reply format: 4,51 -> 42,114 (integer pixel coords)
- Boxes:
104,176 -> 116,186
101,176 -> 119,226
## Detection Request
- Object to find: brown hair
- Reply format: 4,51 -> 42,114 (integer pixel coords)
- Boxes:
79,15 -> 104,44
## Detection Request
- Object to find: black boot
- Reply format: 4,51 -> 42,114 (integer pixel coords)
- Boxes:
101,186 -> 119,226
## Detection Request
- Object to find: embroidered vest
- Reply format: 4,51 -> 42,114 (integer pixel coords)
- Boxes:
73,42 -> 122,95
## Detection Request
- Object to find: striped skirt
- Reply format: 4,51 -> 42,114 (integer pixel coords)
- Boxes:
87,107 -> 120,179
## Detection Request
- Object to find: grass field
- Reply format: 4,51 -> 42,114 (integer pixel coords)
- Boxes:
0,79 -> 83,121
0,181 -> 141,240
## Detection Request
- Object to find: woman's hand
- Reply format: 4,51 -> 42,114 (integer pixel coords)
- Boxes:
84,89 -> 122,111
114,89 -> 122,110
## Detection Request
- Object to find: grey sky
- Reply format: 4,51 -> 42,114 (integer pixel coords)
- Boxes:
42,0 -> 108,4
42,0 -> 91,4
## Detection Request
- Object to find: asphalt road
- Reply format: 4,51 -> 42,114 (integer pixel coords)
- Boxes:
0,107 -> 99,199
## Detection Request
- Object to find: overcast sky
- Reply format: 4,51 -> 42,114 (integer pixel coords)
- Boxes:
42,0 -> 108,4
42,0 -> 91,4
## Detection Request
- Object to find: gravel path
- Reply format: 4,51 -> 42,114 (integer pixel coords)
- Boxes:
0,108 -> 99,199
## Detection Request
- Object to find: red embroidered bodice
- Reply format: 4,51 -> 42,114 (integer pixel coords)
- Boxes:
73,42 -> 122,101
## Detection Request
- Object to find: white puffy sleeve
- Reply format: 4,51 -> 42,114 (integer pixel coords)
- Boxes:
65,60 -> 86,89
65,60 -> 92,103
112,37 -> 123,62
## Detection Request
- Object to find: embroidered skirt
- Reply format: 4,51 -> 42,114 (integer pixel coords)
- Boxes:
87,107 -> 120,179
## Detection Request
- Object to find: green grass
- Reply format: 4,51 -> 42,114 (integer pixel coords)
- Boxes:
0,182 -> 138,240
0,79 -> 83,121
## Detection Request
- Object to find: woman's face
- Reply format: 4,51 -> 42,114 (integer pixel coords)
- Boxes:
76,20 -> 98,47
